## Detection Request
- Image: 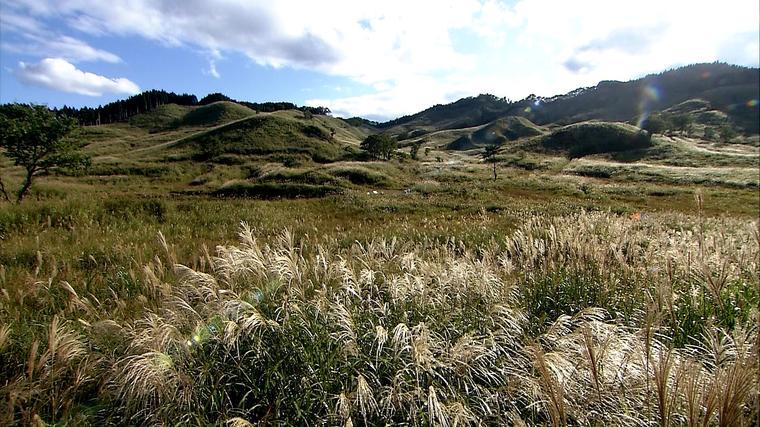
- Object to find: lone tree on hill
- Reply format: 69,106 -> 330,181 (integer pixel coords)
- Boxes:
360,134 -> 397,160
0,104 -> 90,202
483,145 -> 499,180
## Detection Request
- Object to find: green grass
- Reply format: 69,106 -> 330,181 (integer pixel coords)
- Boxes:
1,193 -> 756,425
128,104 -> 194,131
176,101 -> 256,127
127,102 -> 256,132
1,109 -> 759,425
214,181 -> 342,198
181,115 -> 341,162
449,116 -> 546,150
538,121 -> 652,158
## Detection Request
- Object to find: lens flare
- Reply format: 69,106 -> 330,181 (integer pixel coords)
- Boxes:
747,99 -> 758,108
636,84 -> 661,127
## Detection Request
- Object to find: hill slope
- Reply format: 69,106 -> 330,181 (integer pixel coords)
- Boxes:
386,63 -> 759,136
447,116 -> 546,150
522,63 -> 759,133
177,101 -> 256,127
128,101 -> 256,131
179,114 -> 342,162
538,122 -> 652,158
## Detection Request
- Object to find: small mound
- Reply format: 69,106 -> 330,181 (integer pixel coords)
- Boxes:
473,116 -> 545,142
184,115 -> 340,162
128,104 -> 193,131
663,98 -> 712,115
446,116 -> 545,150
326,165 -> 393,187
446,135 -> 478,151
178,101 -> 256,127
541,121 -> 652,158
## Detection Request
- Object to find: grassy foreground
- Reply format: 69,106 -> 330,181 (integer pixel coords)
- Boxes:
0,185 -> 758,425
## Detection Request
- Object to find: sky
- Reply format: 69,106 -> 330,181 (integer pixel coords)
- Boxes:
1,0 -> 758,121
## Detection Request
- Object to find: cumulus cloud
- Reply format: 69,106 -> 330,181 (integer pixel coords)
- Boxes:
3,0 -> 759,117
2,34 -> 122,63
1,9 -> 121,63
3,0 -> 477,83
16,58 -> 140,96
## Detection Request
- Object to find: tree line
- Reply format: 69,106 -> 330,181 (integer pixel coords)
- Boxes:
54,90 -> 331,126
56,90 -> 198,125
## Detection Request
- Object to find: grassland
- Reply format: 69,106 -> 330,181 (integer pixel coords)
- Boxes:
1,108 -> 758,425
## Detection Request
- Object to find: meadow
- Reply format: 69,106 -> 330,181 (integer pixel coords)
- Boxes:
1,157 -> 758,425
1,100 -> 759,425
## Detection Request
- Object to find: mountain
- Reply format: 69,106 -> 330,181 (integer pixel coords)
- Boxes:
384,63 -> 759,136
379,94 -> 514,135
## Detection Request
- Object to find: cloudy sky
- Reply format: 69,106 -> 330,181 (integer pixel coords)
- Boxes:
1,0 -> 758,120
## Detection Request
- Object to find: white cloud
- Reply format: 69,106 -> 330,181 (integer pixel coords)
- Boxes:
46,36 -> 122,63
3,0 -> 759,117
205,61 -> 220,79
16,58 -> 140,96
308,77 -> 459,119
1,9 -> 121,63
2,35 -> 122,63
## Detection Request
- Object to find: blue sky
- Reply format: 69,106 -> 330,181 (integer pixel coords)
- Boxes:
1,0 -> 758,120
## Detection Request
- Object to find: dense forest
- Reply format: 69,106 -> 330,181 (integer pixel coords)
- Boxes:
54,90 -> 330,126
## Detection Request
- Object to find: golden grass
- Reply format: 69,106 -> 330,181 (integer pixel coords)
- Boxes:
1,208 -> 756,424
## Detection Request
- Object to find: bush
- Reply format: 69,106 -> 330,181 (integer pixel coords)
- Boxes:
327,166 -> 392,187
214,182 -> 341,199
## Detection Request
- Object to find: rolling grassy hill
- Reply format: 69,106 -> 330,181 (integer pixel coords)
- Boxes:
538,121 -> 652,158
447,116 -> 546,150
128,103 -> 194,131
177,101 -> 256,127
4,62 -> 756,203
178,114 -> 342,162
127,101 -> 256,132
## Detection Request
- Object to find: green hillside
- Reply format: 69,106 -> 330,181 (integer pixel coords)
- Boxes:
176,101 -> 256,127
127,101 -> 256,132
180,114 -> 342,162
538,121 -> 652,158
447,116 -> 545,150
128,103 -> 194,131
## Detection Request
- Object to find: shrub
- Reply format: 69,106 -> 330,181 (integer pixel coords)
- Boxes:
328,167 -> 392,187
214,182 -> 341,199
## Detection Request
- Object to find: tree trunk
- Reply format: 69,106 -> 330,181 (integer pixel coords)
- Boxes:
16,168 -> 35,203
492,162 -> 497,180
